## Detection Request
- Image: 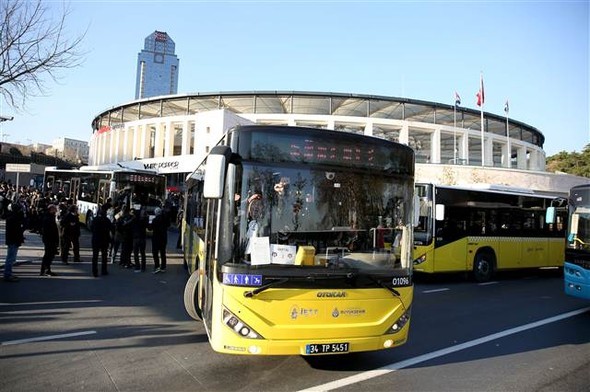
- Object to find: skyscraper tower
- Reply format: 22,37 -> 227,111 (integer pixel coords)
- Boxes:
135,31 -> 179,99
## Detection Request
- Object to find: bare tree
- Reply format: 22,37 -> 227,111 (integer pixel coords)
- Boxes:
0,0 -> 86,109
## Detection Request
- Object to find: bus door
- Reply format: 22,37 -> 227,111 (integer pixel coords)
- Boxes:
201,197 -> 218,333
70,178 -> 80,202
98,180 -> 110,206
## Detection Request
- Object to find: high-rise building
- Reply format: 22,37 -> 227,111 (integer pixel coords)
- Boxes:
135,31 -> 179,99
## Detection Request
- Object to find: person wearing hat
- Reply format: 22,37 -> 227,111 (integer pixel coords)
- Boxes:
149,207 -> 170,273
40,204 -> 59,276
4,202 -> 26,282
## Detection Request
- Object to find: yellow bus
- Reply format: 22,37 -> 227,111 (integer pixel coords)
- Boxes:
182,125 -> 415,355
413,183 -> 567,282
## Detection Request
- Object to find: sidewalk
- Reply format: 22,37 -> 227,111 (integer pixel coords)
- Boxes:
0,219 -> 184,271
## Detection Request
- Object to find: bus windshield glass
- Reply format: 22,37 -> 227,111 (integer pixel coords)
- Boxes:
217,161 -> 414,273
568,186 -> 590,250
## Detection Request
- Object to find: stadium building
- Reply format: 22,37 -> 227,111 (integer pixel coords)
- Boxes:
89,91 -> 588,194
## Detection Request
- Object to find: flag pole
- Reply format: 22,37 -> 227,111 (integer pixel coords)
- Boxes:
454,92 -> 461,165
505,100 -> 510,168
478,73 -> 485,167
453,93 -> 457,164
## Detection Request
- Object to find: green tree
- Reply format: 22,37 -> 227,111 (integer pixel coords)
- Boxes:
546,144 -> 590,177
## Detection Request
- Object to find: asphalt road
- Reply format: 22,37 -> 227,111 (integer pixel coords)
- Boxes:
1,224 -> 589,391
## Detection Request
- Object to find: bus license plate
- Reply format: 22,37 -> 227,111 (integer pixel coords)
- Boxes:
305,342 -> 349,355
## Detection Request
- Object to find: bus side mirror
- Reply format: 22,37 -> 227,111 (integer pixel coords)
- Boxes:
203,146 -> 232,199
545,206 -> 556,224
435,204 -> 445,221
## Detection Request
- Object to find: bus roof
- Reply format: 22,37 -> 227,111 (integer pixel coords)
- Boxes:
419,182 -> 559,199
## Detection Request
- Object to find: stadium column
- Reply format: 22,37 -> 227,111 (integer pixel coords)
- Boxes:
164,120 -> 174,157
399,123 -> 409,145
364,122 -> 373,137
484,137 -> 493,166
139,124 -> 150,158
181,119 -> 190,155
114,126 -> 122,163
154,121 -> 165,158
431,128 -> 441,164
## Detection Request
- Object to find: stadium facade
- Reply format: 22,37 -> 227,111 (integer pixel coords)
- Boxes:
89,91 -> 588,194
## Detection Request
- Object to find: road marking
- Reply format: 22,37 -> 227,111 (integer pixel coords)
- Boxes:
0,300 -> 102,306
1,330 -> 97,346
478,281 -> 498,286
422,288 -> 450,293
299,307 -> 590,392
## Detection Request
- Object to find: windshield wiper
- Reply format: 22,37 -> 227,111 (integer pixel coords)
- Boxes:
366,275 -> 400,297
244,278 -> 290,298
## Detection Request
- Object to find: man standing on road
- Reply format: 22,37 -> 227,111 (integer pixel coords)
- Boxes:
61,204 -> 81,264
150,207 -> 169,273
91,205 -> 112,277
131,206 -> 149,272
40,204 -> 59,276
4,202 -> 26,282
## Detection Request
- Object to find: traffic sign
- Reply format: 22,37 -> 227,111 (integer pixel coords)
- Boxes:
5,163 -> 31,173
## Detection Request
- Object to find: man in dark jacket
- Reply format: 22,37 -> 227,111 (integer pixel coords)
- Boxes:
131,207 -> 149,272
4,202 -> 26,282
150,207 -> 170,273
41,204 -> 59,276
91,205 -> 112,277
61,204 -> 81,263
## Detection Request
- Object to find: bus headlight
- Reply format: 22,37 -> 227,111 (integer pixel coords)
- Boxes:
222,308 -> 263,339
385,307 -> 411,334
413,255 -> 426,265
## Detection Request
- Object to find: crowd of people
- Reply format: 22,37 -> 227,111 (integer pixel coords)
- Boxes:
1,182 -> 178,282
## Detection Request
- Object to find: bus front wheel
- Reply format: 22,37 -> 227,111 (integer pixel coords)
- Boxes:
184,271 -> 203,321
473,251 -> 495,282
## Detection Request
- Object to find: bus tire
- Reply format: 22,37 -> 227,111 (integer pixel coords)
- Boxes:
184,270 -> 202,321
473,251 -> 495,282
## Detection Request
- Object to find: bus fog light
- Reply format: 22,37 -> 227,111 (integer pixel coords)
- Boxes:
385,307 -> 411,334
383,339 -> 393,348
222,308 -> 263,339
248,345 -> 261,354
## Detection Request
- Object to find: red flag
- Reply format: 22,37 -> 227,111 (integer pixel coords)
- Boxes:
476,74 -> 485,107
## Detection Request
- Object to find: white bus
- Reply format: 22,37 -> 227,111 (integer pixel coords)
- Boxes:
43,167 -> 166,228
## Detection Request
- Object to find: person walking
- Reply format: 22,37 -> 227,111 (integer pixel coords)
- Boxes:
40,204 -> 59,276
60,204 -> 81,264
4,202 -> 26,282
91,205 -> 112,277
131,207 -> 148,272
150,207 -> 169,273
117,205 -> 134,268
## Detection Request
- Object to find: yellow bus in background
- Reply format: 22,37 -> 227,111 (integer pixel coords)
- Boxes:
182,125 -> 415,355
413,183 -> 566,282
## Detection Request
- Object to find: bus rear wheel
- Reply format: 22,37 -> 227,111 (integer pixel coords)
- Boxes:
184,270 -> 202,320
473,251 -> 495,282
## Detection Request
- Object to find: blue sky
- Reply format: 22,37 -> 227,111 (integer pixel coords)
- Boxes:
1,0 -> 588,156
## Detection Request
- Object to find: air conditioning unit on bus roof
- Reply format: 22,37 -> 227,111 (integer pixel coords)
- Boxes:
457,183 -> 535,194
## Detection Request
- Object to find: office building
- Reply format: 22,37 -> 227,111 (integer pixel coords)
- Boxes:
135,31 -> 179,99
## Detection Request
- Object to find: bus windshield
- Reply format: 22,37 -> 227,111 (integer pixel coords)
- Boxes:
568,206 -> 590,250
217,161 -> 414,273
